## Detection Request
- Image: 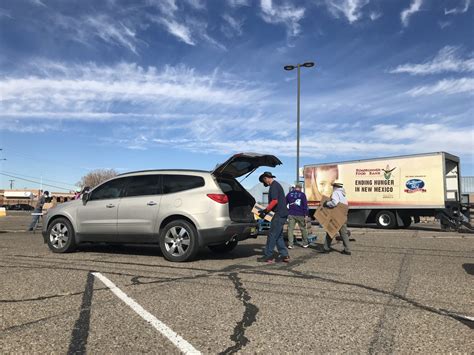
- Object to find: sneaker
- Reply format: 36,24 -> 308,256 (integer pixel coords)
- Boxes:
287,245 -> 293,249
281,255 -> 290,263
27,228 -> 33,231
302,244 -> 309,248
257,256 -> 275,263
341,250 -> 352,256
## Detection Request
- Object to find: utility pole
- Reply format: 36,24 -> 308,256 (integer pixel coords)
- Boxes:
9,179 -> 15,189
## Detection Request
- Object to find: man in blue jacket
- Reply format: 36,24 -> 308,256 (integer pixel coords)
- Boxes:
286,183 -> 309,248
257,171 -> 290,263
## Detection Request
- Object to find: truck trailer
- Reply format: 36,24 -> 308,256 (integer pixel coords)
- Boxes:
304,152 -> 472,230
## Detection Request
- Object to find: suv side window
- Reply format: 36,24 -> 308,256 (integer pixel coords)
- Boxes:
162,175 -> 205,194
89,177 -> 129,201
124,175 -> 161,197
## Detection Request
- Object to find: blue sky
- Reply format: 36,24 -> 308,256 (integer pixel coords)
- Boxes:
0,0 -> 473,191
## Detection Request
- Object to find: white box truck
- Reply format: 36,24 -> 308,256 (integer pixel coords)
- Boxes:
304,152 -> 472,230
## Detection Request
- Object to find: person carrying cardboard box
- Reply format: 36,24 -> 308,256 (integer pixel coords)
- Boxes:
321,182 -> 351,255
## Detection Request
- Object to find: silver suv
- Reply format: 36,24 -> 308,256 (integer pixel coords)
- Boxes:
42,153 -> 281,261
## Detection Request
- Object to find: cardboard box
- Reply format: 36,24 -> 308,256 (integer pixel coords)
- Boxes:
314,197 -> 348,239
252,203 -> 274,222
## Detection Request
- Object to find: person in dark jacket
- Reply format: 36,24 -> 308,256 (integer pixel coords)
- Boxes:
286,183 -> 309,248
257,172 -> 290,263
27,190 -> 49,231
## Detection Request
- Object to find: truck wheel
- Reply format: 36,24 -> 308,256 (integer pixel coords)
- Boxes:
375,211 -> 396,229
46,218 -> 77,253
159,220 -> 199,262
208,240 -> 238,253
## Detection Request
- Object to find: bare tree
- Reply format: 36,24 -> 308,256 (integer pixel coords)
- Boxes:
77,169 -> 118,189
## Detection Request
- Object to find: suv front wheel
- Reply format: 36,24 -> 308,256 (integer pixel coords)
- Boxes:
46,217 -> 77,253
159,220 -> 199,262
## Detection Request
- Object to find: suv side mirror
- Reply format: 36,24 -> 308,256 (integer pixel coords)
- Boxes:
82,192 -> 90,204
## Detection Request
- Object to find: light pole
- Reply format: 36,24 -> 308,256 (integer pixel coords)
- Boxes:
284,62 -> 315,184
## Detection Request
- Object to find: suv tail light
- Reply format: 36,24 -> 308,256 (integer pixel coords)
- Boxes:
207,194 -> 229,204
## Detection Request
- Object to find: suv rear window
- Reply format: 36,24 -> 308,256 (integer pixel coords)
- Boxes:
162,175 -> 205,194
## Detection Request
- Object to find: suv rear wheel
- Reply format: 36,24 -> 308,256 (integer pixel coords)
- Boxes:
47,218 -> 76,253
159,220 -> 199,262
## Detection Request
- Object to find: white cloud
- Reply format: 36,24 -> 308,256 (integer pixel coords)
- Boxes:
407,78 -> 474,96
0,61 -> 269,121
401,0 -> 423,27
325,0 -> 370,23
390,46 -> 474,75
185,0 -> 206,10
30,0 -> 46,7
0,8 -> 13,19
148,0 -> 225,48
53,13 -> 142,55
227,0 -> 251,7
154,17 -> 195,45
221,13 -> 244,37
445,0 -> 471,15
106,122 -> 474,158
260,0 -> 305,37
369,11 -> 382,21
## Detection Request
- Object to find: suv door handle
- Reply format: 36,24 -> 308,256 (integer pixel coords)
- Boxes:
106,204 -> 115,208
147,201 -> 157,206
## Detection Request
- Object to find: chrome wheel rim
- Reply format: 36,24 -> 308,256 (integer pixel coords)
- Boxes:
164,226 -> 190,256
49,222 -> 69,249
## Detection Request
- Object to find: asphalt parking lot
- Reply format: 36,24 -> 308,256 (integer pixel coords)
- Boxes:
1,213 -> 473,354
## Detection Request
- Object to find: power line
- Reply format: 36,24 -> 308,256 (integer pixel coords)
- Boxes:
1,170 -> 77,188
0,172 -> 73,191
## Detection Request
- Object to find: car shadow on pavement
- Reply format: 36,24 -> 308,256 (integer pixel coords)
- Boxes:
76,243 -> 163,257
196,243 -> 264,261
75,242 -> 264,261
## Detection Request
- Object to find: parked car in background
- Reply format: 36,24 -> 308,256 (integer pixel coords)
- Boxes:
42,153 -> 282,261
7,204 -> 34,211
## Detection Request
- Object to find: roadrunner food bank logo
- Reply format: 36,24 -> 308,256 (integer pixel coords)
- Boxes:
382,165 -> 396,180
404,179 -> 426,193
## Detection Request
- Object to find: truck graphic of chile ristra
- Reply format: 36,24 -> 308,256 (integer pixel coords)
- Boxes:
404,179 -> 426,193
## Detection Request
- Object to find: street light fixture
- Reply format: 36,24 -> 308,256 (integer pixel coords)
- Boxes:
284,61 -> 315,184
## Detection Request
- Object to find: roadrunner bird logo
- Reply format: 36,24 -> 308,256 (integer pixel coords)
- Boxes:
382,164 -> 396,180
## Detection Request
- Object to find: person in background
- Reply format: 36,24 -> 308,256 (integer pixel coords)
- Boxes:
74,187 -> 82,200
75,186 -> 90,200
321,182 -> 351,255
257,172 -> 290,263
27,190 -> 49,231
286,183 -> 310,248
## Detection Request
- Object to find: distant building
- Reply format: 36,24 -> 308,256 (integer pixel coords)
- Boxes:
0,189 -> 75,207
461,177 -> 474,194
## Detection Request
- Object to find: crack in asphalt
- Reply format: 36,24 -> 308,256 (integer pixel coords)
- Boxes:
368,252 -> 413,354
2,249 -> 472,350
67,272 -> 95,355
219,272 -> 259,355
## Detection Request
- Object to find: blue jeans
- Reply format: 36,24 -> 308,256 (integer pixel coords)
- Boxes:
28,208 -> 42,230
265,216 -> 288,258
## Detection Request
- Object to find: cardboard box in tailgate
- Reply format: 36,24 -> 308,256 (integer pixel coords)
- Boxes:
251,203 -> 275,222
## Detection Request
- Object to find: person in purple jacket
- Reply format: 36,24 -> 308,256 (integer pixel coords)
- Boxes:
286,183 -> 310,248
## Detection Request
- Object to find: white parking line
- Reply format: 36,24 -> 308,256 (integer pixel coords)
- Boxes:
92,272 -> 201,355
